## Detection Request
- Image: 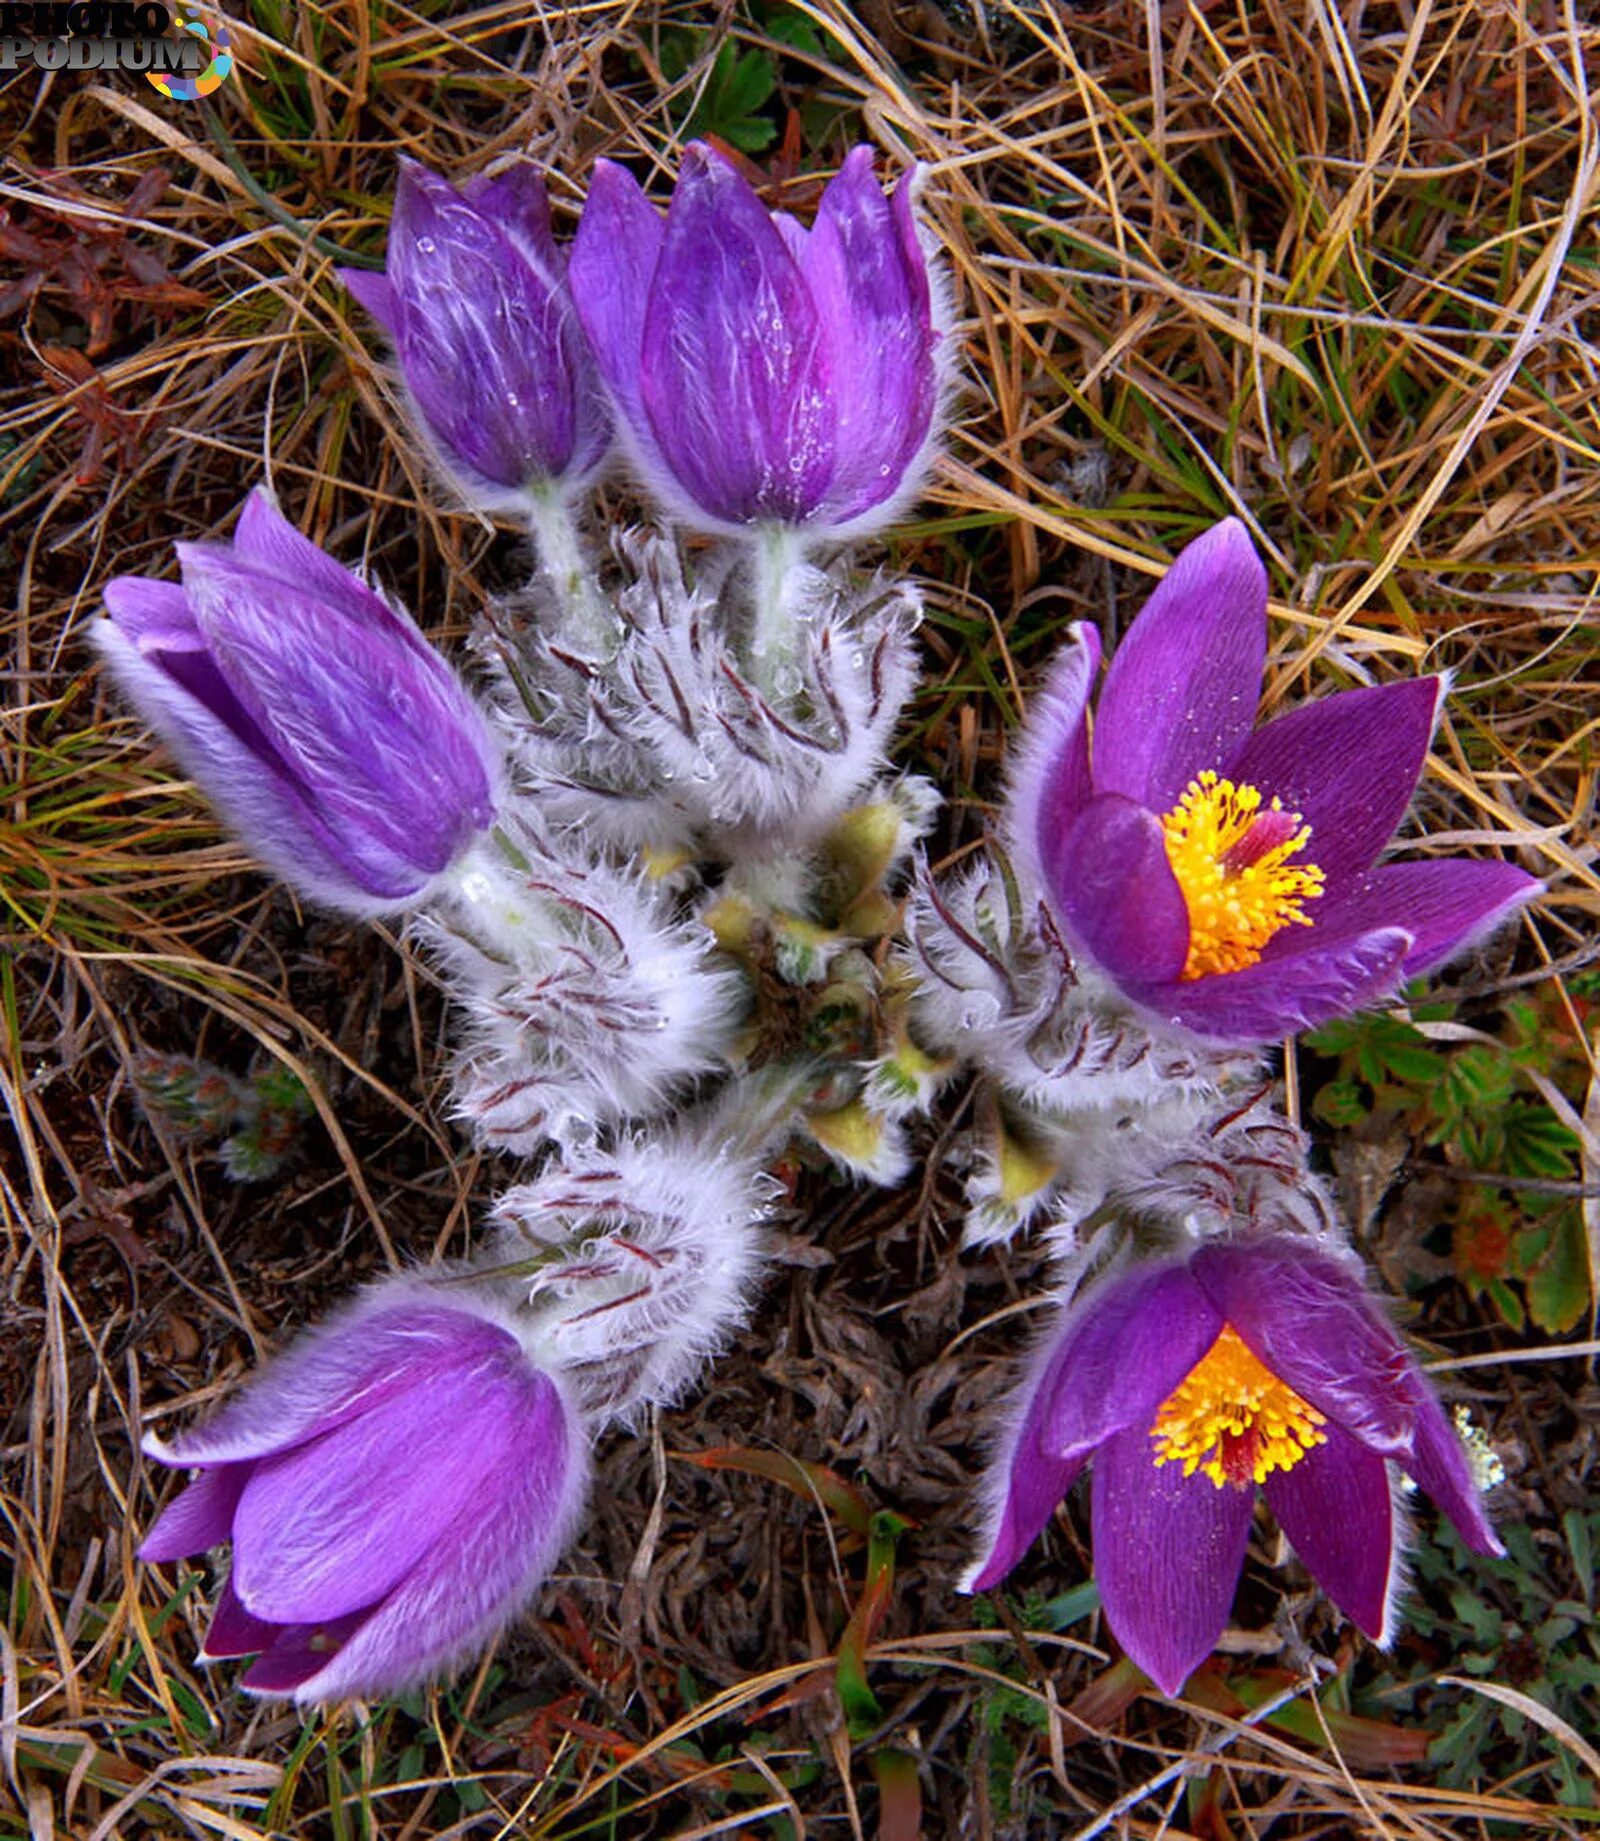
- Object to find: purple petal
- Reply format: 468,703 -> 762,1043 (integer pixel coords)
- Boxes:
238,1608 -> 375,1696
232,1326 -> 545,1623
177,545 -> 497,898
388,162 -> 598,491
200,1579 -> 280,1661
339,266 -> 399,332
1092,521 -> 1268,811
1302,859 -> 1538,978
230,491 -> 423,652
139,1463 -> 250,1562
1004,624 -> 1101,902
964,1449 -> 1089,1593
1223,678 -> 1441,884
1141,926 -> 1411,1042
1038,1263 -> 1222,1457
276,1372 -> 587,1703
569,159 -> 664,437
799,147 -> 935,526
103,576 -> 196,648
97,620 -> 385,912
772,211 -> 809,262
965,1261 -> 1220,1591
1053,794 -> 1190,985
639,144 -> 834,527
143,1298 -> 518,1469
462,164 -> 560,275
1092,1423 -> 1255,1697
1264,1427 -> 1397,1639
1396,1372 -> 1504,1557
1192,1240 -> 1419,1455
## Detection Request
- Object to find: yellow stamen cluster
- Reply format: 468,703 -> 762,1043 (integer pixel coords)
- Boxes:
1159,772 -> 1325,980
1150,1326 -> 1327,1489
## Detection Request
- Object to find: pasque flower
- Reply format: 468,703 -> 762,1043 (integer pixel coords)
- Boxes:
99,490 -> 499,916
342,160 -> 611,509
569,141 -> 940,538
139,1281 -> 588,1703
964,1236 -> 1503,1695
1005,520 -> 1538,1042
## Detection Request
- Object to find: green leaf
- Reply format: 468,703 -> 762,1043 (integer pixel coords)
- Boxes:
1448,1588 -> 1503,1647
253,1063 -> 313,1115
660,32 -> 781,153
837,1510 -> 910,1737
1312,1076 -> 1370,1127
1502,1101 -> 1579,1181
1026,1581 -> 1102,1631
1304,1017 -> 1363,1056
759,4 -> 828,57
1485,1275 -> 1527,1331
1562,1510 -> 1594,1606
1524,1208 -> 1593,1334
1381,1040 -> 1450,1087
1439,1044 -> 1515,1112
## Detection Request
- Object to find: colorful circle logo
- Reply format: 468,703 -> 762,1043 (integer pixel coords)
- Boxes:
147,8 -> 233,99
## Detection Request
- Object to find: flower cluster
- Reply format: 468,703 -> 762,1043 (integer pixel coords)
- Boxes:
105,142 -> 1538,1707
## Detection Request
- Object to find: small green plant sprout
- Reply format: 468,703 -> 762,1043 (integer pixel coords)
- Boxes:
1402,1513 -> 1600,1809
132,1048 -> 314,1182
658,5 -> 835,155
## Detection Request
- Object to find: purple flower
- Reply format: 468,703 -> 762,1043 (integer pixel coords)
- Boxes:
569,142 -> 940,538
139,1281 -> 588,1704
99,490 -> 499,915
1005,520 -> 1538,1041
342,160 -> 610,508
964,1237 -> 1503,1696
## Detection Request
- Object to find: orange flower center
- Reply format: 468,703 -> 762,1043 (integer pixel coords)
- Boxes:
1159,772 -> 1325,980
1150,1325 -> 1327,1489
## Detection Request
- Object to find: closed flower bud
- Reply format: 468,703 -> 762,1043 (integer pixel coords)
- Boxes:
570,143 -> 945,540
343,160 -> 611,512
98,490 -> 499,916
139,1278 -> 588,1704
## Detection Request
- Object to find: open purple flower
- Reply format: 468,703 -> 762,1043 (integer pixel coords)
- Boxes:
1004,520 -> 1538,1042
99,489 -> 499,916
569,142 -> 940,538
964,1236 -> 1503,1696
342,159 -> 611,509
140,1280 -> 588,1704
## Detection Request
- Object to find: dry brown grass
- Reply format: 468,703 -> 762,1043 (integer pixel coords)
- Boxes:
3,1 -> 1598,1834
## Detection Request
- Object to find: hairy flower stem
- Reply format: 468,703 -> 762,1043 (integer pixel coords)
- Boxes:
526,490 -> 619,657
435,831 -> 565,955
747,523 -> 807,705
